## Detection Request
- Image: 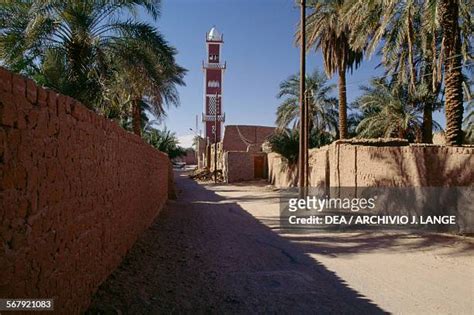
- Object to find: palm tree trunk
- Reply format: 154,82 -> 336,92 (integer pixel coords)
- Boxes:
132,99 -> 142,136
440,0 -> 464,145
337,66 -> 348,139
437,37 -> 444,84
422,54 -> 435,144
422,103 -> 433,143
407,6 -> 417,92
432,34 -> 438,92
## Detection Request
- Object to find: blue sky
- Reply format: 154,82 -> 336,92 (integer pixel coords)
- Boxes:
145,0 -> 444,146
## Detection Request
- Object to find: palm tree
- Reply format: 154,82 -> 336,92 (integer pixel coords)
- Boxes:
344,0 -> 472,144
267,129 -> 299,186
354,78 -> 441,141
276,69 -> 338,136
114,101 -> 154,132
439,0 -> 465,145
268,128 -> 333,180
298,0 -> 363,139
463,99 -> 473,144
268,128 -> 300,167
104,33 -> 185,135
0,1 -> 39,76
0,0 -> 185,133
343,0 -> 420,89
309,128 -> 334,148
143,127 -> 186,159
343,0 -> 435,142
462,68 -> 474,143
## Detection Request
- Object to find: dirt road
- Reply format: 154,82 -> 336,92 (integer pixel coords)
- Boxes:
88,172 -> 474,314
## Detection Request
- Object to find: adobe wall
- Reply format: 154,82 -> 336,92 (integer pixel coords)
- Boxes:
267,141 -> 473,188
209,143 -> 224,171
309,146 -> 330,188
0,68 -> 171,313
223,151 -> 267,183
267,152 -> 298,187
268,142 -> 473,232
222,125 -> 275,152
174,149 -> 196,165
327,143 -> 473,188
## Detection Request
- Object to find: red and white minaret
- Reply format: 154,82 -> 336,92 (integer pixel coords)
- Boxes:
202,26 -> 226,143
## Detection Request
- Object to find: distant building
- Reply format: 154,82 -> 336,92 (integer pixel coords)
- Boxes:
218,125 -> 276,183
174,148 -> 197,165
221,125 -> 276,152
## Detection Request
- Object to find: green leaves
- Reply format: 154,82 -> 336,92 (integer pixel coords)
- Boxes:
268,129 -> 300,167
0,0 -> 185,131
353,78 -> 441,141
143,127 -> 186,159
276,68 -> 338,135
268,128 -> 333,167
301,0 -> 363,77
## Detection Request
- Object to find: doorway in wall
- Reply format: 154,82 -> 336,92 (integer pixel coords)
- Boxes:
254,155 -> 265,179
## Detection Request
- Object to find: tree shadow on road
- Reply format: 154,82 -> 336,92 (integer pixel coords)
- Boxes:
87,173 -> 386,314
278,230 -> 474,258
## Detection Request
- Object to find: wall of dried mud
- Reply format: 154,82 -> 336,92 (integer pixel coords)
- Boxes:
0,67 -> 171,313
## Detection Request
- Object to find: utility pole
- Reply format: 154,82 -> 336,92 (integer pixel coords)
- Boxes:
299,0 -> 307,197
214,92 -> 219,183
304,91 -> 313,190
195,114 -> 199,137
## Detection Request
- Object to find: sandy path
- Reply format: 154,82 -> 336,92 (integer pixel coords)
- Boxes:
88,172 -> 473,314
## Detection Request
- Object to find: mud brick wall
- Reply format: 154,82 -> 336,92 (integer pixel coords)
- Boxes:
209,142 -> 224,172
222,125 -> 275,152
267,152 -> 297,187
267,147 -> 329,188
268,142 -> 473,232
309,146 -> 329,188
223,151 -> 267,183
328,143 -> 474,187
267,142 -> 474,188
0,68 -> 170,313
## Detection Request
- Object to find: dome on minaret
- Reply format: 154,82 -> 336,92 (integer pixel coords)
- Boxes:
207,26 -> 222,41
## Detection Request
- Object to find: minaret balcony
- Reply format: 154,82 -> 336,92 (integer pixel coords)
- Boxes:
202,113 -> 225,122
202,61 -> 227,69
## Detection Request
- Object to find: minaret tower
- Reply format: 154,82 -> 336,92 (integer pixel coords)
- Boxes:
202,26 -> 226,143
